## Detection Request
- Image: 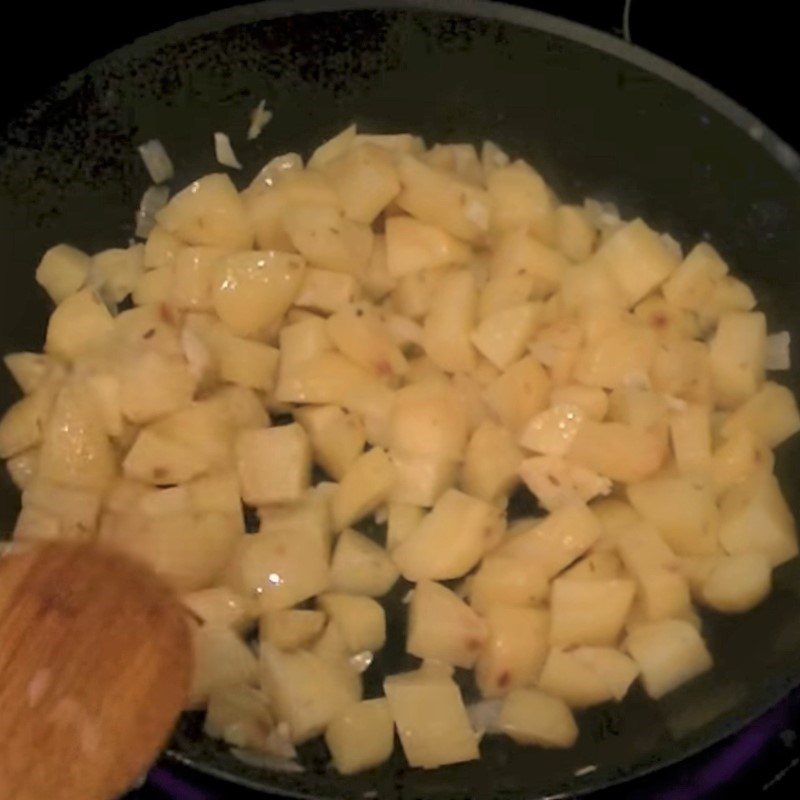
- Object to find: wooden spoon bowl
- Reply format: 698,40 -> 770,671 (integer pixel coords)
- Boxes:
0,542 -> 191,800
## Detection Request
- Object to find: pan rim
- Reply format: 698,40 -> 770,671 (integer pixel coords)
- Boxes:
4,1 -> 800,797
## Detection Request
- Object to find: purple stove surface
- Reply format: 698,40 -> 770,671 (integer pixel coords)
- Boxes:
129,690 -> 800,800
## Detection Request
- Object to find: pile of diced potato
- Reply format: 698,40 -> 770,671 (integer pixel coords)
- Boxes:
2,123 -> 799,775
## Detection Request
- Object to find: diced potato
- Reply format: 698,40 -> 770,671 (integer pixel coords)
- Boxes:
587,219 -> 679,306
396,154 -> 489,243
572,323 -> 657,390
490,230 -> 567,299
331,447 -> 395,530
4,352 -> 58,396
497,504 -> 601,578
189,622 -> 258,706
699,276 -> 757,329
144,225 -> 182,271
384,668 -> 479,768
468,555 -> 548,613
709,311 -> 767,408
718,472 -> 798,566
499,688 -> 578,748
627,476 -> 719,556
294,405 -> 365,481
38,384 -> 116,491
203,684 -> 276,752
537,649 -> 616,709
326,305 -> 407,379
22,478 -> 102,532
0,383 -> 58,459
274,352 -> 379,406
391,267 -> 450,320
591,497 -> 641,542
483,356 -> 551,433
561,550 -> 623,581
211,332 -> 280,394
258,488 -> 332,551
261,642 -> 359,744
386,502 -> 424,551
567,420 -> 666,484
213,250 -> 305,338
710,428 -> 773,495
520,403 -> 585,457
700,552 -> 772,613
118,350 -> 196,424
461,420 -> 522,502
651,339 -> 712,403
13,505 -> 63,542
720,381 -> 800,448
36,244 -> 90,303
662,242 -> 728,312
6,448 -> 39,490
519,455 -> 611,511
385,215 -> 471,276
132,265 -> 173,306
318,593 -> 386,652
169,246 -> 225,311
487,161 -> 555,244
389,381 -> 468,460
324,143 -> 401,224
624,619 -> 712,699
549,577 -> 635,647
45,289 -> 114,361
633,296 -> 699,341
156,173 -> 254,249
261,609 -> 327,650
422,270 -> 478,373
669,404 -> 712,475
330,528 -> 399,597
223,526 -> 329,610
389,452 -> 457,507
476,606 -> 549,697
560,263 -> 626,317
325,698 -> 395,775
94,245 -> 145,303
571,646 -> 640,701
555,205 -> 596,262
276,316 -> 332,379
235,425 -> 310,506
182,587 -> 257,631
407,580 -> 487,668
295,268 -> 358,313
470,304 -> 540,370
392,489 -> 500,580
478,274 -> 536,320
207,385 -> 269,430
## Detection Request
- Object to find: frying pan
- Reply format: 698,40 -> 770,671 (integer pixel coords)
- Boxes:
2,2 -> 800,798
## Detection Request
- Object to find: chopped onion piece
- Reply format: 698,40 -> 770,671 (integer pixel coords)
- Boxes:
231,748 -> 304,773
465,198 -> 490,231
134,185 -> 170,239
349,650 -> 374,673
766,331 -> 791,370
214,132 -> 243,170
137,139 -> 174,184
181,327 -> 212,381
402,588 -> 414,604
466,699 -> 503,736
248,99 -> 273,141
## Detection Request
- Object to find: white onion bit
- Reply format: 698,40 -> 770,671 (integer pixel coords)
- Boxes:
137,139 -> 174,184
214,132 -> 243,170
349,650 -> 374,673
766,331 -> 791,370
248,100 -> 273,141
134,185 -> 170,239
230,748 -> 304,773
466,699 -> 503,736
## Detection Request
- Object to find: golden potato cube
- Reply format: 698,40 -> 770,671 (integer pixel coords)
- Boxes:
169,246 -> 226,311
461,420 -> 522,502
330,528 -> 399,597
700,552 -> 772,614
331,447 -> 395,530
384,669 -> 479,768
720,381 -> 800,448
182,587 -> 257,631
470,304 -> 541,370
208,385 -> 269,430
573,323 -> 658,390
36,244 -> 90,303
385,215 -> 471,276
386,502 -> 424,551
483,356 -> 551,434
276,315 -> 332,379
561,550 -> 624,581
156,173 -> 254,249
261,609 -> 327,650
490,230 -> 567,297
144,224 -> 182,271
318,593 -> 386,652
203,684 -> 275,752
549,577 -> 635,648
235,424 -> 311,506
391,267 -> 449,320
307,124 -> 357,168
537,649 -> 616,709
571,646 -> 640,701
223,527 -> 329,610
396,154 -> 489,243
487,161 -> 555,244
22,477 -> 102,532
45,289 -> 114,361
476,606 -> 549,697
662,242 -> 728,312
295,404 -> 365,481
213,250 -> 306,338
189,622 -> 258,706
132,265 -> 173,306
718,472 -> 797,566
388,451 -> 457,507
119,350 -> 197,424
624,619 -> 712,699
392,489 -> 499,581
325,698 -> 394,775
627,476 -> 719,556
324,142 -> 401,224
422,270 -> 478,373
407,580 -> 487,668
0,386 -> 56,459
669,403 -> 712,475
215,333 -> 280,394
550,385 -> 609,422
6,447 -> 39,490
13,505 -> 63,542
295,267 -> 358,314
651,338 -> 712,403
519,455 -> 612,512
555,204 -> 596,262
709,311 -> 766,408
478,274 -> 536,321
499,688 -> 578,748
710,428 -> 773,496
497,503 -> 601,578
261,642 -> 360,744
4,352 -> 57,395
94,245 -> 145,303
274,352 -> 378,406
468,554 -> 548,613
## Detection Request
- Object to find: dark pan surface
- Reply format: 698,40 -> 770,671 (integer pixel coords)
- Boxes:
2,2 -> 800,797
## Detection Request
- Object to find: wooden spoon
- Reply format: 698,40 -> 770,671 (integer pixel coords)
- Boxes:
0,541 -> 192,800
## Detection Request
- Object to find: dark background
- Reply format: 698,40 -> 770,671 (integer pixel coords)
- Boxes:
1,1 -> 793,146
3,1 -> 797,798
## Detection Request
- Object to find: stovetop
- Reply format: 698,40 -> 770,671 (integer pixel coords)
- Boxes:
4,1 -> 797,798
